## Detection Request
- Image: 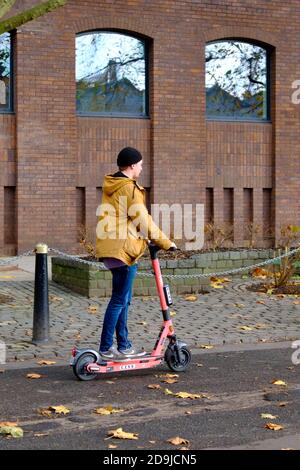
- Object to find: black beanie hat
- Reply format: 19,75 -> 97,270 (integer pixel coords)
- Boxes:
117,147 -> 142,167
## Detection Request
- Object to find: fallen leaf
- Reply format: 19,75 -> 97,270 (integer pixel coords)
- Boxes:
235,303 -> 245,308
238,326 -> 253,331
254,323 -> 268,329
0,425 -> 23,438
108,444 -> 118,449
106,381 -> 116,385
167,436 -> 190,446
87,305 -> 98,313
149,440 -> 156,444
170,311 -> 176,317
148,384 -> 161,390
94,406 -> 124,415
155,373 -> 179,379
34,433 -> 49,437
38,409 -> 53,418
292,300 -> 300,305
48,405 -> 70,415
196,363 -> 203,367
0,421 -> 18,427
26,373 -> 43,379
276,294 -> 286,299
272,379 -> 287,387
161,378 -> 178,384
278,402 -> 289,407
210,282 -> 224,289
184,295 -> 197,301
265,423 -> 284,431
185,411 -> 192,415
251,268 -> 270,279
107,427 -> 138,440
49,296 -> 63,302
256,300 -> 266,305
199,344 -> 214,349
210,276 -> 231,283
261,413 -> 278,420
164,388 -> 174,395
175,391 -> 207,399
37,360 -> 56,366
138,321 -> 147,326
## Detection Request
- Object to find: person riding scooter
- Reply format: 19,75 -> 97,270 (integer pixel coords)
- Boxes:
96,147 -> 177,361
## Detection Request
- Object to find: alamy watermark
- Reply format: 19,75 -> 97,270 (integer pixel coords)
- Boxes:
96,200 -> 205,250
291,340 -> 300,365
291,80 -> 300,104
0,340 -> 6,364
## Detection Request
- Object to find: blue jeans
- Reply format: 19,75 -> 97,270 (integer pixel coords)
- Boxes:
99,263 -> 138,352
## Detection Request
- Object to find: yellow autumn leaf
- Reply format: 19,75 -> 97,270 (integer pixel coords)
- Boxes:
108,444 -> 118,449
167,436 -> 190,446
147,384 -> 161,390
170,310 -> 176,317
37,360 -> 56,365
162,378 -> 178,384
266,288 -> 274,295
265,423 -> 284,431
87,305 -> 98,313
272,379 -> 287,386
26,373 -> 42,379
199,344 -> 214,349
184,295 -> 197,301
155,373 -> 179,379
175,391 -> 207,399
239,326 -> 253,331
210,282 -> 224,289
48,405 -> 70,415
210,276 -> 231,283
38,409 -> 53,418
107,427 -> 138,440
0,425 -> 23,438
235,303 -> 245,308
164,388 -> 174,395
94,406 -> 124,415
49,296 -> 63,302
261,413 -> 278,420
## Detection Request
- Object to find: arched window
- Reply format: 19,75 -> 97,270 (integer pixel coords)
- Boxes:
206,40 -> 270,121
0,32 -> 12,112
76,31 -> 148,116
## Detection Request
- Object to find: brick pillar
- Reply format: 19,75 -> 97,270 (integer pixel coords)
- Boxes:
233,188 -> 243,247
85,187 -> 98,245
253,188 -> 263,247
213,188 -> 224,227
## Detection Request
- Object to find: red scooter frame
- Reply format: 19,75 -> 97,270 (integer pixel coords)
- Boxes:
71,242 -> 191,380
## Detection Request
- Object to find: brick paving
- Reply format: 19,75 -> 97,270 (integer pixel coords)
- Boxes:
1,264 -> 300,363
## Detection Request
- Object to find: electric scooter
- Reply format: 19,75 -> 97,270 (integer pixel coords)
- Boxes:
71,242 -> 192,381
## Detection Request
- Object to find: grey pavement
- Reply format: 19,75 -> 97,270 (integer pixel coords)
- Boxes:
1,256 -> 300,364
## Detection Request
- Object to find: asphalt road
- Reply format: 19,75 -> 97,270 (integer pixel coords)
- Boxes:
0,343 -> 300,451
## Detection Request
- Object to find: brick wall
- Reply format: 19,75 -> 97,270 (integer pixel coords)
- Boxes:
0,0 -> 300,255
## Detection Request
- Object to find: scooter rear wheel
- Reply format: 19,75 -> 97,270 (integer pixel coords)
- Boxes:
165,346 -> 192,372
73,352 -> 97,381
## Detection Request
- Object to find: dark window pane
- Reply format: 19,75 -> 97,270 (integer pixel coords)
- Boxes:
0,32 -> 11,112
76,32 -> 147,116
206,41 -> 268,120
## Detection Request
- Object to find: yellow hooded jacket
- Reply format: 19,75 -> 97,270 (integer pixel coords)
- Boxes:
96,173 -> 173,266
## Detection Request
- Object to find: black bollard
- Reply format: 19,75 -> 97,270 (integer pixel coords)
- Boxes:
32,243 -> 50,344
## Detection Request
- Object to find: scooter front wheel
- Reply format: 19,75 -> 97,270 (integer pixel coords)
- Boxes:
164,346 -> 192,372
73,352 -> 98,381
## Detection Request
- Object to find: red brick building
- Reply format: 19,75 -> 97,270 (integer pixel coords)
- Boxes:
0,0 -> 300,255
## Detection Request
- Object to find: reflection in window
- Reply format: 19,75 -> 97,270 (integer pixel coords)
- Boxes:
0,33 -> 11,112
76,32 -> 147,116
206,41 -> 269,120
